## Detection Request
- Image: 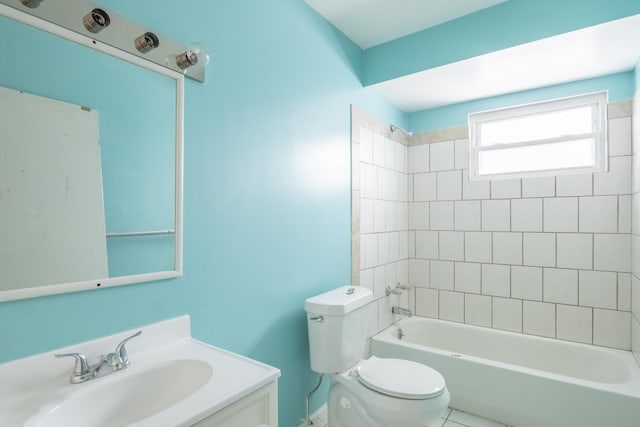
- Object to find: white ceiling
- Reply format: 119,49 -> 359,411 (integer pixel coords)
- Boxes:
304,0 -> 640,113
371,14 -> 640,112
304,0 -> 507,49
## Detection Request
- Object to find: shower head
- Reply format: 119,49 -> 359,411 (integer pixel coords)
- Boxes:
390,124 -> 413,138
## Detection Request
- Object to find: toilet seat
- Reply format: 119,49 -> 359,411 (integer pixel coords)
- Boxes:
357,356 -> 446,400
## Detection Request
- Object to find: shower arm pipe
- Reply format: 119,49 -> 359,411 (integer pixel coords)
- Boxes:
305,373 -> 324,425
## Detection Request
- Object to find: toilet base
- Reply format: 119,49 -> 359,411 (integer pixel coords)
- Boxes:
327,371 -> 449,427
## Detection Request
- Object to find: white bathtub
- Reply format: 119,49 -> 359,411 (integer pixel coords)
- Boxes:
370,317 -> 640,427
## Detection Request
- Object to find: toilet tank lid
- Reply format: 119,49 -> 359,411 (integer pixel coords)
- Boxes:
304,286 -> 373,316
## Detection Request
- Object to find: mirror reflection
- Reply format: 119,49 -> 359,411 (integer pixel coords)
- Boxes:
0,11 -> 180,299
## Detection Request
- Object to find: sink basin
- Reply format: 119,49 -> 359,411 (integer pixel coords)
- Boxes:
27,359 -> 212,427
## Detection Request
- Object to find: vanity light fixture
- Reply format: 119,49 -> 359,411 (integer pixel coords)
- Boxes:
135,32 -> 160,53
19,0 -> 43,8
175,43 -> 209,70
83,8 -> 110,34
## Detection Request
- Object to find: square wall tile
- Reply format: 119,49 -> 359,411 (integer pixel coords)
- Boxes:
619,195 -> 631,234
361,198 -> 374,234
455,201 -> 481,231
511,266 -> 543,301
482,200 -> 510,231
454,139 -> 469,170
618,273 -> 631,311
579,196 -> 617,233
594,156 -> 631,195
511,198 -> 543,232
408,259 -> 429,287
430,201 -> 455,230
455,262 -> 481,294
416,230 -> 438,259
367,300 -> 379,337
408,231 -> 416,258
556,233 -> 592,270
408,144 -> 429,173
361,163 -> 378,199
373,265 -> 386,298
414,173 -> 437,201
439,231 -> 465,261
593,309 -> 630,349
493,297 -> 522,332
608,117 -> 632,157
384,138 -> 396,170
465,294 -> 492,327
523,233 -> 556,267
430,260 -> 454,290
378,297 -> 391,331
594,234 -> 631,272
544,198 -> 578,232
372,132 -> 385,167
522,176 -> 555,198
465,232 -> 492,263
491,179 -> 521,199
463,169 -> 490,200
557,304 -> 592,344
359,127 -> 373,163
439,290 -> 464,322
578,270 -> 617,309
556,173 -> 593,196
408,202 -> 429,230
415,287 -> 439,318
373,200 -> 386,233
493,232 -> 523,265
482,264 -> 510,297
437,170 -> 462,200
523,301 -> 556,338
430,141 -> 455,172
362,233 -> 378,269
543,268 -> 578,305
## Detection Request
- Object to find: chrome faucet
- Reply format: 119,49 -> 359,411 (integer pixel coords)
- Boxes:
55,330 -> 142,384
392,305 -> 413,317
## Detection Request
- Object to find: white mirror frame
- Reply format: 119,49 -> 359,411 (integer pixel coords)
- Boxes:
0,4 -> 184,302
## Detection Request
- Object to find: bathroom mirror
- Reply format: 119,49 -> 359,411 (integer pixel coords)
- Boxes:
0,5 -> 184,302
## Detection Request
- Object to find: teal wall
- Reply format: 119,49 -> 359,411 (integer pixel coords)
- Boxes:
410,71 -> 636,132
0,1 -> 404,426
363,0 -> 640,86
636,58 -> 640,92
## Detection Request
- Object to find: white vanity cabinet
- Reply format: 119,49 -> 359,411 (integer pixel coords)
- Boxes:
192,381 -> 278,427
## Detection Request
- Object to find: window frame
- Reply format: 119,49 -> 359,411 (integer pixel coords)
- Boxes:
468,91 -> 608,181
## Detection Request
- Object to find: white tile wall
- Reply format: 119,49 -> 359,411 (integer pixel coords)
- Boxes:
355,104 -> 634,352
632,91 -> 640,366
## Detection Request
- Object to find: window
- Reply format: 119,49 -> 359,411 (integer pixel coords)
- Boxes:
468,92 -> 608,180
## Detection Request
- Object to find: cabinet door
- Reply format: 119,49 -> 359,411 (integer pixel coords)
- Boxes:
192,381 -> 278,427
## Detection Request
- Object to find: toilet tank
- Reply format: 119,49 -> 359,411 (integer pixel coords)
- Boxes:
304,286 -> 373,374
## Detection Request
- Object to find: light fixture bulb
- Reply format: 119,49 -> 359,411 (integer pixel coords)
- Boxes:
135,32 -> 160,53
175,43 -> 210,70
20,0 -> 44,8
83,8 -> 111,34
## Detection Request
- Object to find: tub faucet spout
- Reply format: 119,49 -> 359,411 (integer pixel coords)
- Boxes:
392,305 -> 412,317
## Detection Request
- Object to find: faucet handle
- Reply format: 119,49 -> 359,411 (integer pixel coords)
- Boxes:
114,330 -> 142,368
55,352 -> 94,383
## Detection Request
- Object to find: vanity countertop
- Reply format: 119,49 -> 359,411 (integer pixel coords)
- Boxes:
0,316 -> 280,427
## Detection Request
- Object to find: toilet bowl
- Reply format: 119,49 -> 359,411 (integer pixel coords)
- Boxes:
328,356 -> 450,427
305,286 -> 449,427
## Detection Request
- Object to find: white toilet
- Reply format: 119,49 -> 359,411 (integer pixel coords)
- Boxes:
305,286 -> 450,427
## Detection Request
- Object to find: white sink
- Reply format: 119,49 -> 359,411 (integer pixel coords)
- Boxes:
27,359 -> 212,427
0,316 -> 280,427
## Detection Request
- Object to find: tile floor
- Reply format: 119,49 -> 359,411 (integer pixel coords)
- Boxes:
437,408 -> 512,427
